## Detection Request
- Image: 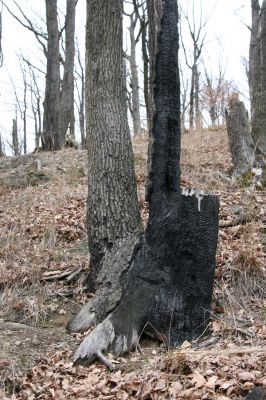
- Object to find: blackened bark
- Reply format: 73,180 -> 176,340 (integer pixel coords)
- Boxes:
42,0 -> 61,151
85,0 -> 141,290
147,0 -> 181,217
225,96 -> 254,176
69,0 -> 219,367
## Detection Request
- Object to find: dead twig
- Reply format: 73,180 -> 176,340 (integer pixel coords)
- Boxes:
219,212 -> 256,227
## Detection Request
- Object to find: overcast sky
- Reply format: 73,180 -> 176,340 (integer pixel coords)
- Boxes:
0,0 -> 255,153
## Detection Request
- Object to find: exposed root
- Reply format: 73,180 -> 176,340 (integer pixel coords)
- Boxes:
67,235 -> 141,333
96,351 -> 116,371
73,318 -> 115,365
67,299 -> 97,333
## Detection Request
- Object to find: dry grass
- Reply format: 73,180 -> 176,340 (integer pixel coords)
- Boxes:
0,128 -> 265,399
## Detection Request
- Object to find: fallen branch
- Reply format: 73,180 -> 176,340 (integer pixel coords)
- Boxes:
0,319 -> 35,331
42,267 -> 83,282
219,212 -> 256,228
176,346 -> 266,357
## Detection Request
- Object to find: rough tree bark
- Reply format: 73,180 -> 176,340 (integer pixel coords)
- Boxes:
12,116 -> 20,156
0,133 -> 5,157
42,0 -> 61,151
68,0 -> 219,367
250,0 -> 266,156
83,0 -> 141,291
125,10 -> 142,136
59,0 -> 76,143
75,45 -> 85,147
225,95 -> 254,177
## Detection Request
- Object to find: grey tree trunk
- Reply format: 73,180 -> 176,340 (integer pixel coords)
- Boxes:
29,68 -> 42,150
0,133 -> 5,157
250,0 -> 266,156
189,65 -> 195,129
140,8 -> 149,130
22,73 -> 27,155
225,96 -> 254,177
194,64 -> 202,130
68,0 -> 219,368
42,0 -> 61,151
59,0 -> 76,144
85,0 -> 141,290
12,116 -> 20,156
76,46 -> 86,147
126,13 -> 142,136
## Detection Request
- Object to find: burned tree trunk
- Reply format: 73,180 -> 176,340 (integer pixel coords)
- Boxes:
225,95 -> 254,177
68,0 -> 219,367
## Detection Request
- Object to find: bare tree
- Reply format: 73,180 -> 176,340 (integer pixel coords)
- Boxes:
4,0 -> 77,151
42,0 -> 61,150
75,43 -> 85,147
68,0 -> 219,370
132,0 -> 150,130
201,64 -> 238,127
250,0 -> 266,156
124,2 -> 142,136
59,0 -> 76,142
11,113 -> 20,156
8,59 -> 28,154
19,57 -> 28,154
0,0 -> 3,66
225,94 -> 254,177
27,62 -> 43,149
180,66 -> 189,132
180,0 -> 207,130
0,132 -> 5,156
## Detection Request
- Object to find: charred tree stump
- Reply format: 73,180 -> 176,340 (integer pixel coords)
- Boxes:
68,0 -> 219,367
225,95 -> 255,177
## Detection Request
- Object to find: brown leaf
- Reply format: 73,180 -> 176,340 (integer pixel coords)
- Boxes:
192,370 -> 206,389
220,379 -> 237,390
237,371 -> 255,381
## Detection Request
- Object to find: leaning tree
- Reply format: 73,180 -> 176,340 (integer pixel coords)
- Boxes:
68,0 -> 219,367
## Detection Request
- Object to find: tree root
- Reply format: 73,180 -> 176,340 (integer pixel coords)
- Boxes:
71,195 -> 219,368
73,316 -> 139,370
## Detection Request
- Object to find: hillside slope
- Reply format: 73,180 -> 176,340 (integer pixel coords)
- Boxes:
0,128 -> 265,399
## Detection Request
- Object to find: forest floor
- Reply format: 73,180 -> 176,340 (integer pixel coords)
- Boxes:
0,127 -> 265,399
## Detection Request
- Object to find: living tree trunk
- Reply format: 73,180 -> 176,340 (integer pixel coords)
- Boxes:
194,64 -> 202,130
225,95 -> 254,177
127,12 -> 142,136
250,0 -> 266,156
59,0 -> 76,144
42,0 -> 61,151
68,0 -> 219,368
140,6 -> 149,131
189,65 -> 195,129
0,133 -> 5,157
84,0 -> 141,291
12,116 -> 20,156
